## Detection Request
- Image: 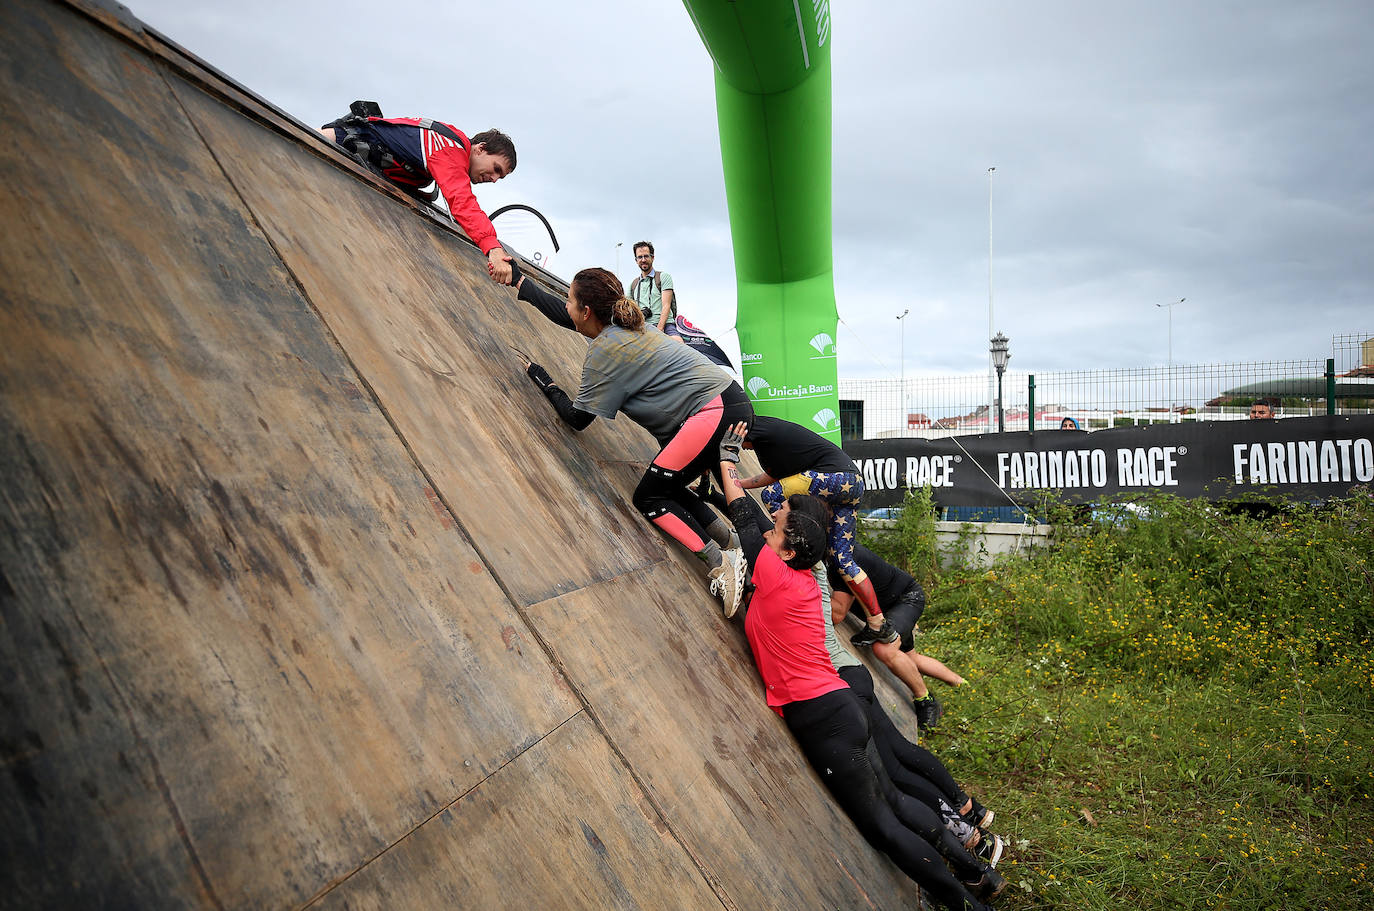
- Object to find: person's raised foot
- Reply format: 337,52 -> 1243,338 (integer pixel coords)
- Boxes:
850,618 -> 899,648
709,548 -> 747,618
912,694 -> 944,731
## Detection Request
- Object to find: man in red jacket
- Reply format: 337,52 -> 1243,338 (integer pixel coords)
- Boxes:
322,105 -> 517,282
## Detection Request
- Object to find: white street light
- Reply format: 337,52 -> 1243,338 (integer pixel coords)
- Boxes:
615,241 -> 624,275
987,166 -> 996,425
897,308 -> 910,425
1156,297 -> 1185,420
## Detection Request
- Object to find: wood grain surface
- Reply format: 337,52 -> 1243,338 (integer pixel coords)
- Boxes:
0,2 -> 930,908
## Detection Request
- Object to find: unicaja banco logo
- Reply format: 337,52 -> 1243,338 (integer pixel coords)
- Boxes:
808,333 -> 836,357
747,377 -> 836,400
812,408 -> 840,432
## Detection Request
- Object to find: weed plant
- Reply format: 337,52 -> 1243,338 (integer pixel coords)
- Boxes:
863,489 -> 1374,910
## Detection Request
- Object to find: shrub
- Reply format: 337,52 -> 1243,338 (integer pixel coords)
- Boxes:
865,490 -> 1374,908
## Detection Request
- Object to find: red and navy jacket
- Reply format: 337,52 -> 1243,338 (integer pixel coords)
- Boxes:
365,117 -> 501,254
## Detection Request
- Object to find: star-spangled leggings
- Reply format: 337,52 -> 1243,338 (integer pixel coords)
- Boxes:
761,469 -> 865,581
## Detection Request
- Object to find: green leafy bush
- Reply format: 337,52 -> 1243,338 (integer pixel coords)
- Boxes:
866,489 -> 1374,909
862,486 -> 940,588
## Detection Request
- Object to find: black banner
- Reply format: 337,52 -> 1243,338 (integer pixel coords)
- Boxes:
842,415 -> 1374,508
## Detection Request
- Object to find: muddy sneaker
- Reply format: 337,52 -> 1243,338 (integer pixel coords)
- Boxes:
850,618 -> 900,648
709,548 -> 747,618
912,694 -> 944,731
974,832 -> 1004,867
964,866 -> 1007,902
961,798 -> 994,830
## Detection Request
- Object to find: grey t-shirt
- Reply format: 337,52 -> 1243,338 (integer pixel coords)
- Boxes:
814,562 -> 862,671
574,325 -> 731,444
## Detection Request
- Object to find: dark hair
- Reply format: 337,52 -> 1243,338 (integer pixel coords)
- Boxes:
471,129 -> 516,172
571,267 -> 645,331
782,494 -> 830,570
1252,398 -> 1273,408
633,241 -> 654,256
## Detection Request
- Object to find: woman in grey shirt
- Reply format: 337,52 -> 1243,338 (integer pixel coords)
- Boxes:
508,264 -> 753,615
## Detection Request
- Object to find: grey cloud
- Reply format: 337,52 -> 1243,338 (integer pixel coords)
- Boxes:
126,0 -> 1373,382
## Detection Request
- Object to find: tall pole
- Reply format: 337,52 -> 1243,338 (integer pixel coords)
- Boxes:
996,370 -> 1006,433
987,167 -> 996,426
897,308 -> 909,427
1156,297 -> 1184,421
615,241 -> 623,276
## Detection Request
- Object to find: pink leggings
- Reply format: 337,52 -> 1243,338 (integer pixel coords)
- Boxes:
632,384 -> 752,553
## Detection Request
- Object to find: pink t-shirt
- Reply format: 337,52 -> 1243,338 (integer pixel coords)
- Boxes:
744,547 -> 848,714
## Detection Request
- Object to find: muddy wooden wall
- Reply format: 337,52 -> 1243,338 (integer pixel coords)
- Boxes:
0,1 -> 923,908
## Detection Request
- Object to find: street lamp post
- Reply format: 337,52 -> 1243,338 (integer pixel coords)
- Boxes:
987,166 -> 996,424
990,332 -> 1010,433
615,241 -> 624,275
897,308 -> 909,424
1156,297 -> 1184,421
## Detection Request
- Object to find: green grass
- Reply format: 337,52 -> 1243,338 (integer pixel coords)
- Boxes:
864,489 -> 1374,910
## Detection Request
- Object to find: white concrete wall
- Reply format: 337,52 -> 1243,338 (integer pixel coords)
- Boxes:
934,520 -> 1053,567
866,519 -> 1054,567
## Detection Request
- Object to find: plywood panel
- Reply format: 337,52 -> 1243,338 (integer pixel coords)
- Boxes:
2,2 -> 939,909
0,2 -> 577,906
165,76 -> 674,608
310,713 -> 722,911
526,563 -> 925,910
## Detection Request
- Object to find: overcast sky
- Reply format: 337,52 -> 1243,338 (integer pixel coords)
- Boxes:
128,0 -> 1373,381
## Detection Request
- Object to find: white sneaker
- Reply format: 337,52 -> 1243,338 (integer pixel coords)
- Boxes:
709,548 -> 747,618
974,832 -> 1005,868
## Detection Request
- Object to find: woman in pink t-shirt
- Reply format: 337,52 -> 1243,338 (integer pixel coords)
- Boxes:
716,423 -> 1003,911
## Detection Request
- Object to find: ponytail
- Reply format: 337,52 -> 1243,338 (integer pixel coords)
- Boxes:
611,297 -> 646,331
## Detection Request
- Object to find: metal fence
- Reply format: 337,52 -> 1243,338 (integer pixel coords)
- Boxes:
840,333 -> 1373,440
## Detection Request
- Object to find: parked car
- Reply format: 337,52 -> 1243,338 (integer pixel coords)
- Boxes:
860,506 -> 904,521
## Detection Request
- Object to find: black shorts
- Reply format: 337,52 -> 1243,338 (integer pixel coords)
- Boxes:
850,584 -> 924,651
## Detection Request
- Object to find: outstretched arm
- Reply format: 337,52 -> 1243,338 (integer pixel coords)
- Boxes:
719,422 -> 771,568
525,362 -> 595,430
493,258 -> 576,330
428,144 -> 500,254
517,276 -> 575,330
737,470 -> 778,490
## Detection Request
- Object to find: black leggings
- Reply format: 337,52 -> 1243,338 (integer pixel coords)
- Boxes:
839,665 -> 969,813
782,689 -> 989,911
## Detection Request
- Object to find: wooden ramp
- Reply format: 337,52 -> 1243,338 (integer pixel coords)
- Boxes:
0,1 -> 923,907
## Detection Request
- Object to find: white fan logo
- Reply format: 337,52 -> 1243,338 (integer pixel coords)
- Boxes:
809,333 -> 835,355
747,376 -> 772,397
812,408 -> 840,431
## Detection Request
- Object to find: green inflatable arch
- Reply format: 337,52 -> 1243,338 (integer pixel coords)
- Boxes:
683,0 -> 841,442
